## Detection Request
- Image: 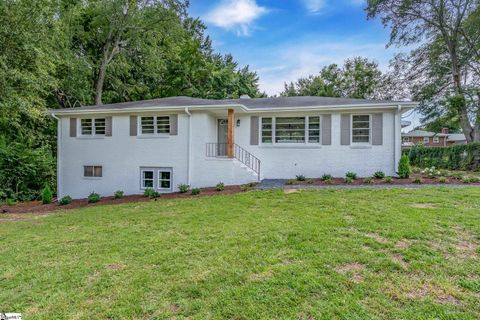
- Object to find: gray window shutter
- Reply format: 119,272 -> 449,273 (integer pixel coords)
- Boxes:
250,116 -> 259,145
105,116 -> 112,136
169,114 -> 178,135
130,116 -> 137,136
70,118 -> 77,137
321,115 -> 331,145
372,113 -> 383,145
340,114 -> 350,145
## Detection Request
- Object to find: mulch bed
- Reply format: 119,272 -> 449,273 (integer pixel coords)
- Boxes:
288,176 -> 476,186
0,185 -> 244,215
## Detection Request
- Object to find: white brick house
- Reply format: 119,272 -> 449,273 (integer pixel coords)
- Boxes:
50,96 -> 416,199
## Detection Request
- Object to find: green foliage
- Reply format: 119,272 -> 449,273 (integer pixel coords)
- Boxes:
363,177 -> 373,184
215,182 -> 225,192
345,172 -> 357,180
306,178 -> 315,184
321,174 -> 333,181
413,178 -> 423,184
373,171 -> 385,179
178,184 -> 190,193
58,196 -> 72,206
191,188 -> 201,195
41,185 -> 53,204
438,177 -> 448,184
296,175 -> 306,181
421,166 -> 441,177
383,176 -> 393,184
87,192 -> 101,203
344,177 -> 354,184
114,191 -> 124,199
398,155 -> 411,178
143,188 -> 160,199
409,144 -> 480,171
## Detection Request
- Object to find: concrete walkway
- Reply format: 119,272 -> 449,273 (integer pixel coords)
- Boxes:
256,179 -> 478,190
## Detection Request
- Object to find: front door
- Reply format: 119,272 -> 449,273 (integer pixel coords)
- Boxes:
217,119 -> 228,156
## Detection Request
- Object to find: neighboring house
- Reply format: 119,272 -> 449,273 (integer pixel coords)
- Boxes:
402,128 -> 467,148
50,96 -> 416,199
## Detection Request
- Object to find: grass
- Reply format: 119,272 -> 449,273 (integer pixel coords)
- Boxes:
1,188 -> 480,319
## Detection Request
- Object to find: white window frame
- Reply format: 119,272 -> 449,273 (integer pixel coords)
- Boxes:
423,137 -> 430,143
83,165 -> 103,178
433,136 -> 440,143
260,116 -> 321,145
138,116 -> 170,136
140,167 -> 173,191
351,114 -> 371,145
79,117 -> 106,136
402,137 -> 411,142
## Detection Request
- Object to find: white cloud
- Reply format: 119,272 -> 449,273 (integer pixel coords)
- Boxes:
302,0 -> 326,13
204,0 -> 268,36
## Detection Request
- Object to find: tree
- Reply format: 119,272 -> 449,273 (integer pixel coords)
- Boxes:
367,0 -> 480,142
280,57 -> 383,99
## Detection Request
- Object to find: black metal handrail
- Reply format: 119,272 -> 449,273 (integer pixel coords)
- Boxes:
205,143 -> 261,180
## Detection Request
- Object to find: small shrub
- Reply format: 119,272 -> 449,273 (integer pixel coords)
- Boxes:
345,172 -> 357,180
421,166 -> 441,177
6,198 -> 16,206
411,167 -> 422,174
321,174 -> 333,181
58,195 -> 72,206
178,184 -> 190,193
241,182 -> 257,191
438,177 -> 448,184
344,177 -> 354,184
41,185 -> 53,204
373,171 -> 385,179
215,182 -> 225,191
286,179 -> 296,185
246,182 -> 257,188
324,178 -> 333,185
191,188 -> 201,195
87,192 -> 101,203
143,188 -> 160,199
296,174 -> 306,181
383,176 -> 393,184
398,155 -> 411,178
114,190 -> 124,199
413,177 -> 423,184
469,176 -> 480,183
451,172 -> 464,179
363,177 -> 373,184
306,178 -> 315,184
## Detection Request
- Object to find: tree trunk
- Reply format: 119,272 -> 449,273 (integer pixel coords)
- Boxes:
94,60 -> 107,105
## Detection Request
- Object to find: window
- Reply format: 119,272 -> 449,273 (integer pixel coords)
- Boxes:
403,137 -> 411,142
140,167 -> 172,191
433,136 -> 439,143
352,115 -> 370,143
261,116 -> 320,144
84,165 -> 102,177
423,137 -> 430,143
158,170 -> 171,189
80,118 -> 106,136
140,116 -> 170,135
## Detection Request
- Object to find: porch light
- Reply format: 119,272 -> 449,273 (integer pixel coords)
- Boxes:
236,119 -> 241,127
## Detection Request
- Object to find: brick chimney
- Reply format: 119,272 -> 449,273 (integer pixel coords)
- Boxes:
441,127 -> 449,134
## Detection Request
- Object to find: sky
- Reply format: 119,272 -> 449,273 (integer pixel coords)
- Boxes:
188,0 -> 420,129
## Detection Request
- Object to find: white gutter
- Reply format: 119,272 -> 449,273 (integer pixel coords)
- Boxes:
184,107 -> 192,186
50,113 -> 61,199
394,105 -> 402,174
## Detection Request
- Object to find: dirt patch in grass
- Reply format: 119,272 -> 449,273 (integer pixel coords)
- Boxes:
395,239 -> 413,250
404,283 -> 461,305
284,189 -> 300,194
410,203 -> 438,209
106,263 -> 126,271
453,227 -> 478,259
366,232 -> 389,244
335,263 -> 365,283
169,303 -> 180,314
391,254 -> 409,269
247,270 -> 273,282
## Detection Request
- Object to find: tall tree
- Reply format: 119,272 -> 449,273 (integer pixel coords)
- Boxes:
367,0 -> 480,142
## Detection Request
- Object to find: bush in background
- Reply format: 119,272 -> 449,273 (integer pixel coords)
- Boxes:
114,190 -> 124,199
296,175 -> 305,181
408,143 -> 480,171
87,192 -> 101,203
143,188 -> 160,199
398,155 -> 411,178
345,172 -> 357,180
58,196 -> 72,206
215,182 -> 225,191
373,171 -> 385,179
178,184 -> 190,193
191,188 -> 201,195
321,174 -> 333,181
41,185 -> 53,204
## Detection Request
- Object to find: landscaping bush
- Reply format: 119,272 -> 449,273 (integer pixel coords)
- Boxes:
345,172 -> 357,180
363,177 -> 373,184
178,184 -> 190,193
306,178 -> 315,184
383,176 -> 393,184
373,171 -> 385,179
398,155 -> 411,178
143,188 -> 160,199
58,196 -> 72,206
215,182 -> 225,191
114,190 -> 124,199
421,166 -> 441,177
191,188 -> 201,195
296,174 -> 305,181
413,177 -> 423,184
87,192 -> 101,203
408,143 -> 480,171
344,177 -> 354,184
321,174 -> 333,181
41,185 -> 53,204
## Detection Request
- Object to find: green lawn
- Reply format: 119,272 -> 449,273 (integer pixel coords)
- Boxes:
1,188 -> 480,319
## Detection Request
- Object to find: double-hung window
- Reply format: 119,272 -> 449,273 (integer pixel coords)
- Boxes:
423,137 -> 430,143
140,116 -> 170,135
351,115 -> 371,143
433,136 -> 439,143
81,118 -> 105,136
140,167 -> 172,191
84,165 -> 102,177
261,116 -> 321,144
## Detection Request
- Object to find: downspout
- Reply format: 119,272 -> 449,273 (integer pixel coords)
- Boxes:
51,113 -> 61,199
184,107 -> 192,186
395,105 -> 402,175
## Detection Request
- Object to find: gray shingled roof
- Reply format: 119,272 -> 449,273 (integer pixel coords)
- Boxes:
51,96 -> 416,113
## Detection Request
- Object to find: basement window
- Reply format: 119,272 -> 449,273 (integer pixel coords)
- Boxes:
140,167 -> 172,191
84,165 -> 102,177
